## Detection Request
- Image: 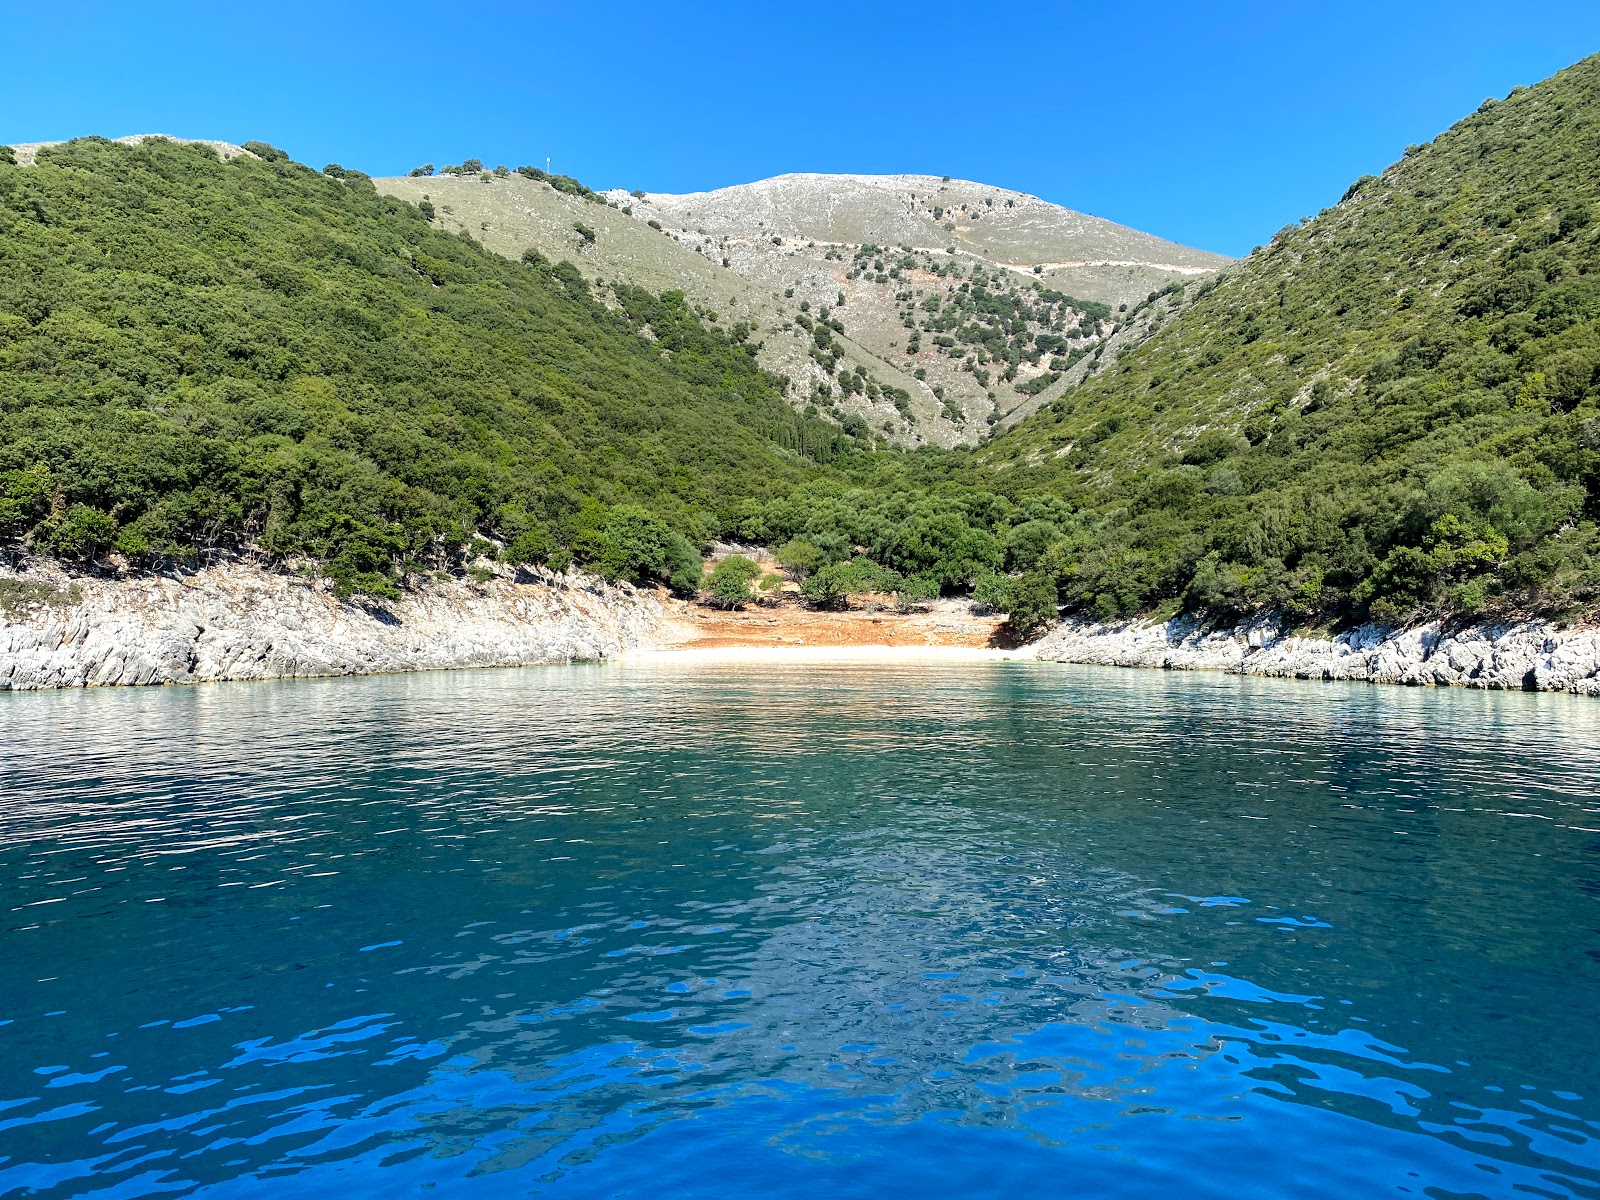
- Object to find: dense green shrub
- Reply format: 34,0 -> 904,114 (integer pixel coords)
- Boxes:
581,507 -> 702,594
242,141 -> 287,162
969,53 -> 1600,626
1007,570 -> 1060,636
0,137 -> 834,595
801,557 -> 888,608
704,554 -> 763,608
775,538 -> 830,579
971,571 -> 1013,613
893,573 -> 940,611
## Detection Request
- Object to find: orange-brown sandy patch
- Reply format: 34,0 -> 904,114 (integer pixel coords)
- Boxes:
655,596 -> 1005,650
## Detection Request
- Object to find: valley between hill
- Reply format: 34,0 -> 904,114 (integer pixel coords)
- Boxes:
3,54 -> 1600,690
377,170 -> 1227,445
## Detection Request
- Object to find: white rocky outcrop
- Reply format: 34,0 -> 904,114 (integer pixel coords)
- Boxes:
0,558 -> 663,691
1024,612 -> 1600,695
7,553 -> 1598,697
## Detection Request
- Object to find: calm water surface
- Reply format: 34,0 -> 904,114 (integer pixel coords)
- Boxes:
2,663 -> 1598,1199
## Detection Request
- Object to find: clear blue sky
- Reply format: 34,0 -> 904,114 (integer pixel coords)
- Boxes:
4,1 -> 1598,256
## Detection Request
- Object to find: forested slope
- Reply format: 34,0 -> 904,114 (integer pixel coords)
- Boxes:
977,54 -> 1600,625
0,137 -> 854,596
5,52 -> 1600,634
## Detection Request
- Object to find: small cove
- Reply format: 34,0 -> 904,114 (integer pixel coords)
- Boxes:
1,662 -> 1597,1198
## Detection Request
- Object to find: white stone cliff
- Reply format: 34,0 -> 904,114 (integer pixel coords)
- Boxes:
1024,612 -> 1600,695
0,558 -> 662,691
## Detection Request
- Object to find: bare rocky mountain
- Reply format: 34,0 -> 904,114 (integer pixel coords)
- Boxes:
372,169 -> 1231,446
631,173 -> 1224,295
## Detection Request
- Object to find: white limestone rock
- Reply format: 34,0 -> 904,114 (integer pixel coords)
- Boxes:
1024,612 -> 1600,696
0,558 -> 663,691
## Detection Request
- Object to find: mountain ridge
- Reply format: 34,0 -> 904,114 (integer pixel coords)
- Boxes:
5,52 -> 1599,636
379,168 -> 1226,446
6,139 -> 1219,449
627,172 -> 1227,277
7,133 -> 257,166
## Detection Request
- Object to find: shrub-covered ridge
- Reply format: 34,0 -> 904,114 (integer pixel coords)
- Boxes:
0,137 -> 852,596
975,54 -> 1600,626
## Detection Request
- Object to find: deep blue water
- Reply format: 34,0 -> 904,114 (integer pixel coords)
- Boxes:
2,662 -> 1598,1199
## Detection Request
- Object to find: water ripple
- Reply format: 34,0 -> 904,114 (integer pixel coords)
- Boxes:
0,663 -> 1597,1198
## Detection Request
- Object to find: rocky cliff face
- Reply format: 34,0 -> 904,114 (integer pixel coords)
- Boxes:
0,559 -> 663,691
1026,613 -> 1600,695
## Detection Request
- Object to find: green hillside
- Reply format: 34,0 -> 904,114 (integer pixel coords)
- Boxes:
4,51 -> 1599,633
972,54 -> 1600,626
0,137 -> 857,596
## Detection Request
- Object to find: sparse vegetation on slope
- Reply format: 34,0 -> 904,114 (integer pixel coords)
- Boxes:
625,174 -> 1228,442
376,171 -> 941,446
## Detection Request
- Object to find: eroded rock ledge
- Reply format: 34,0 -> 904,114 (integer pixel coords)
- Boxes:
0,558 -> 663,691
1025,613 -> 1600,696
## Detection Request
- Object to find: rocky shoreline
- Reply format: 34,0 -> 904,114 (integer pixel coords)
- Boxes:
0,558 -> 662,691
1025,612 -> 1600,696
4,556 -> 1600,696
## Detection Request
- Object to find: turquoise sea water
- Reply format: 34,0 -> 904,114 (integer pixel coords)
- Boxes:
2,662 -> 1598,1199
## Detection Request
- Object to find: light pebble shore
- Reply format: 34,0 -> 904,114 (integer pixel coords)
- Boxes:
624,645 -> 1018,666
